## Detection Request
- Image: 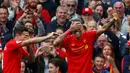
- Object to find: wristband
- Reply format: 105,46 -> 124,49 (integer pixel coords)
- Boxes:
65,30 -> 70,35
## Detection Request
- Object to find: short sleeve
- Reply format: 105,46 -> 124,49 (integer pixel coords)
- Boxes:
86,30 -> 97,41
21,48 -> 29,57
6,40 -> 22,51
62,35 -> 71,49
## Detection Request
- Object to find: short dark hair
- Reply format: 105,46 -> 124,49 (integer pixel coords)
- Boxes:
13,25 -> 29,37
49,58 -> 68,73
94,54 -> 105,61
49,58 -> 61,67
56,27 -> 64,31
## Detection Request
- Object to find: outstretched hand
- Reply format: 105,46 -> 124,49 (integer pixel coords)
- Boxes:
46,32 -> 59,39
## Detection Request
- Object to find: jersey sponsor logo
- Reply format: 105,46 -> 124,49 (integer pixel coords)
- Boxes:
71,44 -> 88,52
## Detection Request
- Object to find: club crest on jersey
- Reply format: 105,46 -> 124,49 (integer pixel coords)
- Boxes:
85,45 -> 88,49
84,40 -> 86,43
16,41 -> 21,43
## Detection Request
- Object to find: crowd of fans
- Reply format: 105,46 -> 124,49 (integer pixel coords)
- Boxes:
0,0 -> 130,73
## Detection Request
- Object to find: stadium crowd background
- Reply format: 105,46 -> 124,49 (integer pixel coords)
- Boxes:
0,0 -> 130,73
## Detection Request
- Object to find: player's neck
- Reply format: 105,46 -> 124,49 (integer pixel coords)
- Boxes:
14,36 -> 21,41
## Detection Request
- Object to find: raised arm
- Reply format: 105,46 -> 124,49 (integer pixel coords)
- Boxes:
20,32 -> 54,47
53,22 -> 81,46
96,11 -> 120,38
14,10 -> 28,28
96,19 -> 116,38
35,17 -> 45,36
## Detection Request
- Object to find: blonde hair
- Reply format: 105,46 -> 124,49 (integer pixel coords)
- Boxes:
87,20 -> 97,27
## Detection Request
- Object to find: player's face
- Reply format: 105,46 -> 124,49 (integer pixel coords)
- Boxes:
20,31 -> 30,41
73,21 -> 82,39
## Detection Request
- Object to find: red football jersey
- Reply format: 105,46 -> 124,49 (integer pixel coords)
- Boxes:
62,30 -> 97,73
3,40 -> 29,73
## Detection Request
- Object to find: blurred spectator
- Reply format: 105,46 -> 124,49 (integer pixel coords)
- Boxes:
34,41 -> 68,73
16,0 -> 51,25
123,0 -> 130,15
2,0 -> 9,7
8,0 -> 22,21
39,0 -> 58,18
65,0 -> 83,22
105,7 -> 128,57
102,43 -> 120,73
86,0 -> 110,19
49,58 -> 66,73
93,5 -> 104,22
55,28 -> 67,59
97,0 -> 110,18
56,27 -> 64,35
113,1 -> 129,36
87,20 -> 97,31
47,5 -> 70,33
14,10 -> 45,36
21,61 -> 32,73
0,6 -> 14,49
93,55 -> 109,73
93,35 -> 108,58
88,0 -> 97,12
82,8 -> 94,24
21,61 -> 27,73
107,7 -> 113,20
